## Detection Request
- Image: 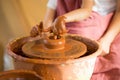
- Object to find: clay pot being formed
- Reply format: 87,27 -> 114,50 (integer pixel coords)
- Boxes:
43,36 -> 65,50
0,70 -> 42,80
7,34 -> 101,80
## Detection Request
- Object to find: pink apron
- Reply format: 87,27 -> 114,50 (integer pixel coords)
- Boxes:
56,0 -> 120,80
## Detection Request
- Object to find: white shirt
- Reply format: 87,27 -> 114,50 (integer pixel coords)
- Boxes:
93,0 -> 117,15
47,0 -> 57,10
47,0 -> 117,15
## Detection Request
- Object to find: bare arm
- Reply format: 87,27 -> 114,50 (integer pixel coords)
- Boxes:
30,7 -> 55,37
43,7 -> 56,29
63,0 -> 94,22
99,0 -> 120,54
100,0 -> 120,42
43,0 -> 94,27
52,0 -> 94,35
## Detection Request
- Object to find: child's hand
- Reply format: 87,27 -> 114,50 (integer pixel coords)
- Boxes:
30,25 -> 39,37
30,22 -> 43,37
51,16 -> 67,36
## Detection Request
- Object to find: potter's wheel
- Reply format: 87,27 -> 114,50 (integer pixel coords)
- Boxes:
22,21 -> 87,59
22,37 -> 87,59
7,20 -> 101,80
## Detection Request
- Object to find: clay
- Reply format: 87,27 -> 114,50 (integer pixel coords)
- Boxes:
7,35 -> 101,64
23,21 -> 87,59
43,35 -> 66,49
22,36 -> 87,59
7,34 -> 101,80
5,16 -> 103,79
0,70 -> 42,80
33,64 -> 62,80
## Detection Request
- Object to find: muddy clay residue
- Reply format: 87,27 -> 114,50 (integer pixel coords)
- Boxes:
0,70 -> 42,80
8,35 -> 98,64
7,35 -> 100,80
22,37 -> 87,59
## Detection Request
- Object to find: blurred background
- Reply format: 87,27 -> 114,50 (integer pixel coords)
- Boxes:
0,0 -> 48,71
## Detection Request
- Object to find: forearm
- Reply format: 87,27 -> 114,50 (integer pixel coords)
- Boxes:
43,8 -> 55,29
62,0 -> 94,22
63,9 -> 92,22
100,2 -> 120,44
